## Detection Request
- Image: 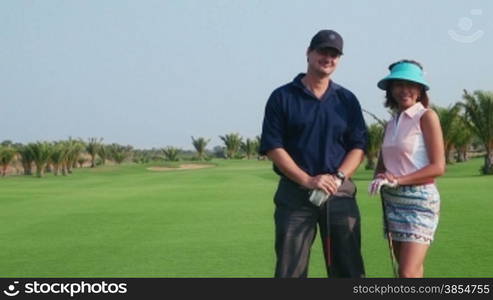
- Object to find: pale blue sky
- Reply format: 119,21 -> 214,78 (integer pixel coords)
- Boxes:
1,0 -> 491,149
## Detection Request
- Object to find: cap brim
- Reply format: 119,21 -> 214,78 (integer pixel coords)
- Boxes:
377,74 -> 429,91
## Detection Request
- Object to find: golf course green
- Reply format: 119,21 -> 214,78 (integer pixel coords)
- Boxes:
0,158 -> 491,277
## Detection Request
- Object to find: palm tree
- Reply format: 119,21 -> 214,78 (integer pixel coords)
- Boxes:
219,133 -> 243,159
109,144 -> 133,164
453,117 -> 474,162
50,142 -> 67,176
29,142 -> 53,177
17,144 -> 34,175
433,104 -> 460,164
191,136 -> 210,160
241,138 -> 259,160
0,146 -> 16,176
254,135 -> 261,159
365,123 -> 385,170
86,137 -> 102,168
162,146 -> 180,162
58,139 -> 85,175
459,90 -> 493,174
362,110 -> 389,169
132,149 -> 153,164
255,135 -> 268,160
98,144 -> 109,165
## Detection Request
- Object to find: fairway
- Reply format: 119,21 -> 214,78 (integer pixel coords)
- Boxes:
0,158 -> 492,277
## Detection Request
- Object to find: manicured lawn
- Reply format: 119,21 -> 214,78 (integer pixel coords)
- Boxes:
0,158 -> 491,277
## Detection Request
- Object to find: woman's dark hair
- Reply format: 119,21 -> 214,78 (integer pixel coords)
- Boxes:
384,59 -> 429,110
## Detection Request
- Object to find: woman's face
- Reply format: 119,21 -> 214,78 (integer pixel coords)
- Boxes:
390,80 -> 421,111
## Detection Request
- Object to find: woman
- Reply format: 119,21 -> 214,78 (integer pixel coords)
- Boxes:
371,60 -> 445,278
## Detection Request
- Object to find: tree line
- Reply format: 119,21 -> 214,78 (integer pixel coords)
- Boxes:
1,89 -> 491,177
0,135 -> 262,178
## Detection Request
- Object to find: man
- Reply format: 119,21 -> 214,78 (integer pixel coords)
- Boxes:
259,29 -> 368,278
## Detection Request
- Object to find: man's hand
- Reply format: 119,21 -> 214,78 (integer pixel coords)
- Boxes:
303,174 -> 340,195
306,174 -> 342,207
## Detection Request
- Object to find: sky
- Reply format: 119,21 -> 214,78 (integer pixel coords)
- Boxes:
1,0 -> 492,150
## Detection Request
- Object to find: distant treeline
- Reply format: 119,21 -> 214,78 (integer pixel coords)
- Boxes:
1,89 -> 492,178
0,134 -> 263,178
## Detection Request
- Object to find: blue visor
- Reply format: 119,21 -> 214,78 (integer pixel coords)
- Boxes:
377,62 -> 429,90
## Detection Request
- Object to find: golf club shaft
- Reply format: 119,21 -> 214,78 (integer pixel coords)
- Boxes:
380,191 -> 399,277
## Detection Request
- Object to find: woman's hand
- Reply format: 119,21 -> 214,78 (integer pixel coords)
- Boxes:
375,172 -> 398,183
368,175 -> 399,196
384,172 -> 399,184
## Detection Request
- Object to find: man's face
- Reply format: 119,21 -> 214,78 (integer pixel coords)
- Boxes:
306,47 -> 341,77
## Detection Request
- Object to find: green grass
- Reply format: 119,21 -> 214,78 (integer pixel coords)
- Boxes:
0,158 -> 491,277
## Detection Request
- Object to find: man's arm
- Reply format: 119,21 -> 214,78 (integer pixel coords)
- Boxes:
339,95 -> 367,180
337,148 -> 365,179
267,148 -> 339,195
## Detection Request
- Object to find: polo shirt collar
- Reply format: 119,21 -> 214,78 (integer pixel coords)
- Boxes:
403,102 -> 425,118
292,73 -> 306,89
292,73 -> 340,99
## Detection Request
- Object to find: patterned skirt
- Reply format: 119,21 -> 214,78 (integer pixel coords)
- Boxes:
381,184 -> 440,245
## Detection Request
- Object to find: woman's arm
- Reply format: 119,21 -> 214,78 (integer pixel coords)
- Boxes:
393,109 -> 445,185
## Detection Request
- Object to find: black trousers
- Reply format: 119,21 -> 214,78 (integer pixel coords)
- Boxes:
273,178 -> 365,278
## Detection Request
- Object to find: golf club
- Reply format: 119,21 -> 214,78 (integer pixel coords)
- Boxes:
380,190 -> 399,278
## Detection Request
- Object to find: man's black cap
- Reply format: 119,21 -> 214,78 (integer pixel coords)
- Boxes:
309,29 -> 343,55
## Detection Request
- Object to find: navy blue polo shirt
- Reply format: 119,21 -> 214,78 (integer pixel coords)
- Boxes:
260,73 -> 368,177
